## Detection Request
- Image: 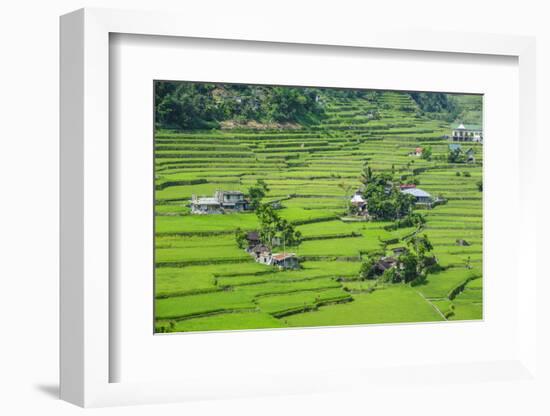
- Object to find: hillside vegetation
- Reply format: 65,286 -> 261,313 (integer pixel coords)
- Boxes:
154,84 -> 483,333
155,82 -> 478,130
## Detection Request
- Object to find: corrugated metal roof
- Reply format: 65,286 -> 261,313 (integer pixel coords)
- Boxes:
401,188 -> 432,198
350,194 -> 365,203
272,253 -> 296,261
193,197 -> 220,205
218,190 -> 244,195
452,123 -> 482,131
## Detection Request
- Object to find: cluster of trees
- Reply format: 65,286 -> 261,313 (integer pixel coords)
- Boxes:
447,147 -> 467,163
235,180 -> 302,250
326,89 -> 378,100
432,147 -> 474,164
359,162 -> 416,221
385,212 -> 426,231
155,82 -> 221,130
256,204 -> 302,249
409,92 -> 460,122
421,146 -> 432,161
359,234 -> 435,285
247,179 -> 269,211
155,82 -> 324,130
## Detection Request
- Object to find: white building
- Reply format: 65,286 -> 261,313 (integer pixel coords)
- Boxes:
190,190 -> 249,214
190,196 -> 222,214
214,190 -> 248,211
350,192 -> 368,215
409,147 -> 423,157
451,123 -> 483,142
271,253 -> 299,269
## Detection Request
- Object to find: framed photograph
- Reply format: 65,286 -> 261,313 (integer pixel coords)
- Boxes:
60,8 -> 538,408
152,81 -> 484,334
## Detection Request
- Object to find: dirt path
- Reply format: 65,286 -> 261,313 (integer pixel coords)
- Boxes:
416,291 -> 447,321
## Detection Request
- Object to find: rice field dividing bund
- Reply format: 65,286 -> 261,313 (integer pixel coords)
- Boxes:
155,91 -> 483,332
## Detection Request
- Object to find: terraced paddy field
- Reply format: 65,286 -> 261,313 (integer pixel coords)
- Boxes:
154,89 -> 483,333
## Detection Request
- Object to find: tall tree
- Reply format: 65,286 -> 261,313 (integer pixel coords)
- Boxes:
248,179 -> 270,210
360,162 -> 373,185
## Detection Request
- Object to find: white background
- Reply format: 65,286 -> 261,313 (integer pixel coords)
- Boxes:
1,1 -> 549,415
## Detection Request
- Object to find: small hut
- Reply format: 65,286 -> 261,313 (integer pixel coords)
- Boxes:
250,244 -> 270,262
271,253 -> 300,269
350,192 -> 368,215
245,232 -> 261,248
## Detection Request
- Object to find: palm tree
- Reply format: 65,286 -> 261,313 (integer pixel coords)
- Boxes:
338,181 -> 353,214
360,162 -> 373,185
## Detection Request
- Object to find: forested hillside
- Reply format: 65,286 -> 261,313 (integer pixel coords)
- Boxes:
154,82 -> 480,131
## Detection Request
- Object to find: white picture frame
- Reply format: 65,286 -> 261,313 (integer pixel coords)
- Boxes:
60,7 -> 538,408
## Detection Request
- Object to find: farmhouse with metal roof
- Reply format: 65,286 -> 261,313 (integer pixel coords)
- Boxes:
350,191 -> 368,215
400,187 -> 433,205
189,196 -> 222,214
247,244 -> 300,269
191,190 -> 250,214
271,253 -> 299,269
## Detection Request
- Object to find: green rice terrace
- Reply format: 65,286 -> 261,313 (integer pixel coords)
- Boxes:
154,85 -> 483,333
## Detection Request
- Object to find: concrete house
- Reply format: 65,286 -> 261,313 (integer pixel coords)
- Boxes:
249,244 -> 271,263
214,190 -> 249,211
189,196 -> 222,214
191,190 -> 250,214
409,147 -> 423,157
451,123 -> 483,143
271,253 -> 300,269
401,187 -> 433,205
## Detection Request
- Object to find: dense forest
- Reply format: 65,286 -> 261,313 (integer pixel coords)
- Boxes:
154,81 -> 478,131
409,92 -> 459,121
155,82 -> 324,130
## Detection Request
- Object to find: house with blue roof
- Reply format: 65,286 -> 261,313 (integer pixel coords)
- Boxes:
449,143 -> 462,152
401,187 -> 433,205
